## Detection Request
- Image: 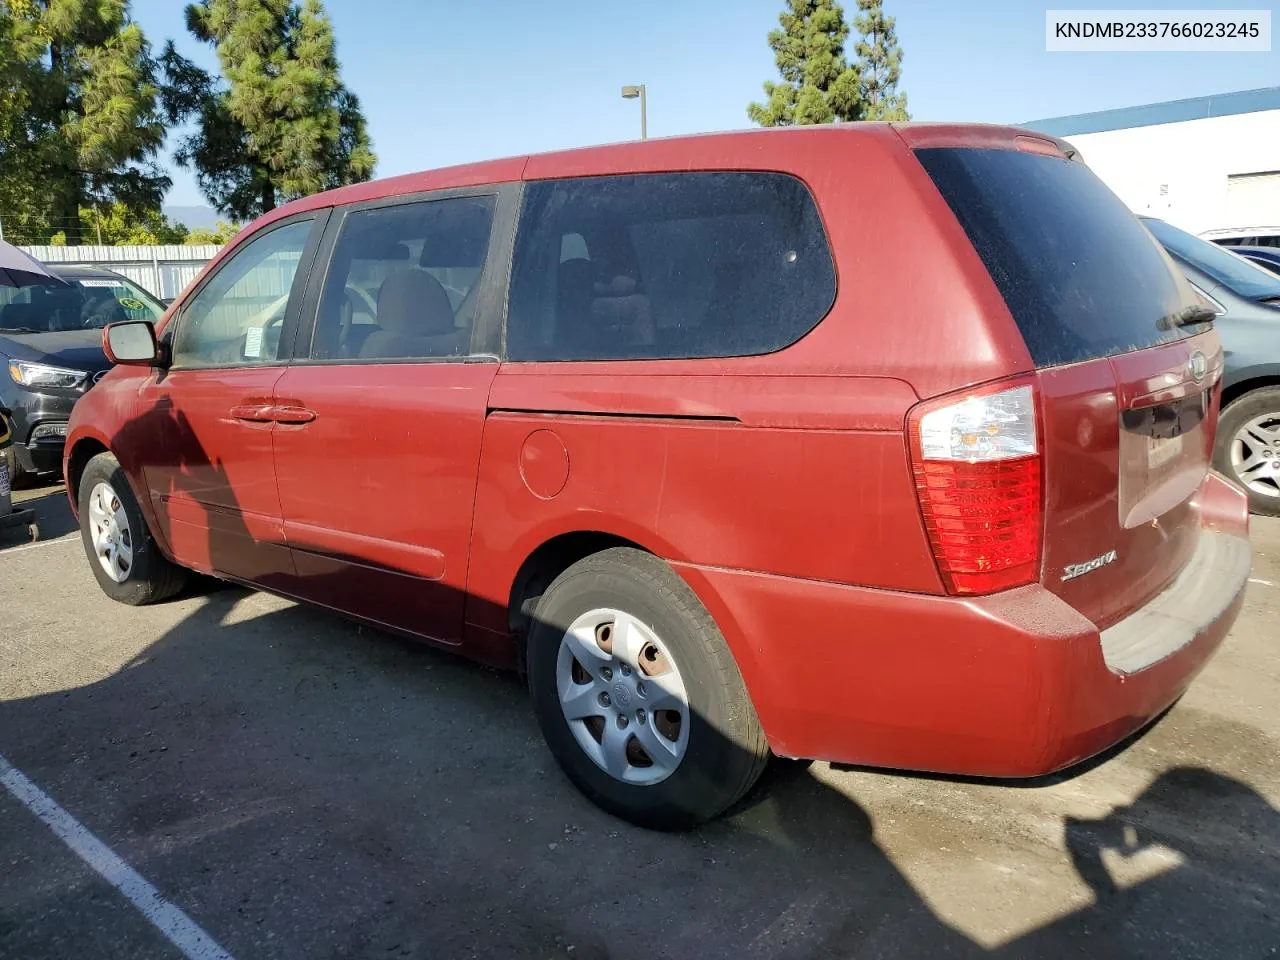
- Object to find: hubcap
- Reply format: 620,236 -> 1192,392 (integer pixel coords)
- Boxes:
1230,413 -> 1280,499
87,482 -> 133,583
555,608 -> 690,785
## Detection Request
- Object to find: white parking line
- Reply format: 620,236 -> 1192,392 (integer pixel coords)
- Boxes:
0,754 -> 236,960
1248,577 -> 1275,587
0,534 -> 78,555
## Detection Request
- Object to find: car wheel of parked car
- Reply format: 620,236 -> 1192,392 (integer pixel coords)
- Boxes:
527,547 -> 770,830
2,446 -> 27,490
1215,388 -> 1280,517
77,452 -> 187,604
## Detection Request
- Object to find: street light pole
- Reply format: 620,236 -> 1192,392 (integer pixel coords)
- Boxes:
621,84 -> 647,140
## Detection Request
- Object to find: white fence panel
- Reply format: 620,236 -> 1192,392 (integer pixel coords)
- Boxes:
19,245 -> 224,301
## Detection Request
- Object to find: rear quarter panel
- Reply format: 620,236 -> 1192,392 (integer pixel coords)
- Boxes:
466,125 -> 1043,650
463,372 -> 942,642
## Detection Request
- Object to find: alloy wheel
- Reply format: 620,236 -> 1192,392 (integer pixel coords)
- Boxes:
87,481 -> 133,583
1230,413 -> 1280,500
555,608 -> 690,785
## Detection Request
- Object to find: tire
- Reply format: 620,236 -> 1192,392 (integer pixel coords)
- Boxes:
77,452 -> 187,604
527,547 -> 769,830
1215,387 -> 1280,517
2,446 -> 27,490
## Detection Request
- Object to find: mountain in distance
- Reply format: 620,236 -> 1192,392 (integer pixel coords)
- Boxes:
163,205 -> 220,230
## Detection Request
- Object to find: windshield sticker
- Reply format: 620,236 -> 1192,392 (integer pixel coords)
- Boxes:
243,326 -> 264,359
77,279 -> 126,289
117,297 -> 146,311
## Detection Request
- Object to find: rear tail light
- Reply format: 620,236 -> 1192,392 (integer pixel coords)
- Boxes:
908,382 -> 1042,595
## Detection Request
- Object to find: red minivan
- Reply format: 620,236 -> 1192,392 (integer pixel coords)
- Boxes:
65,124 -> 1251,828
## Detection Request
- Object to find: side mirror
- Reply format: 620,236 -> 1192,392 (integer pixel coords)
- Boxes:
103,320 -> 159,366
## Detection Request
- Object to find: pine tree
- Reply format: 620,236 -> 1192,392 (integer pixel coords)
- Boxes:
163,0 -> 375,220
0,1 -> 168,245
852,0 -> 909,121
748,0 -> 861,126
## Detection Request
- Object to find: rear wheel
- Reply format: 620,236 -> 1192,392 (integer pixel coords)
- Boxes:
1215,387 -> 1280,517
527,547 -> 769,830
77,452 -> 187,604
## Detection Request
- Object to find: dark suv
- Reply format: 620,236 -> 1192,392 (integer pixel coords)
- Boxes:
0,264 -> 165,483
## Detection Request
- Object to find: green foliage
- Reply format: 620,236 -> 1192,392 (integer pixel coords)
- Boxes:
853,0 -> 909,121
0,0 -> 169,244
748,0 -> 861,126
47,204 -> 187,245
163,0 -> 376,220
184,220 -> 240,245
749,0 -> 909,127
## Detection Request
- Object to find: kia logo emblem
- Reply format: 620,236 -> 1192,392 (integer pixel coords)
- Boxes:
1188,351 -> 1207,382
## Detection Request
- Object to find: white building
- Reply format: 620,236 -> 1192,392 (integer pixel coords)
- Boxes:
1023,86 -> 1280,236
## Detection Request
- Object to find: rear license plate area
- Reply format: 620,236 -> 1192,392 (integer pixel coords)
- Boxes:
1118,391 -> 1209,528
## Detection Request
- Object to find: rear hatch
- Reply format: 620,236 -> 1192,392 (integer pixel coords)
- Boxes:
916,143 -> 1220,627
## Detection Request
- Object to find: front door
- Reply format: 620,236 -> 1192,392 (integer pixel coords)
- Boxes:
272,192 -> 508,643
138,214 -> 324,586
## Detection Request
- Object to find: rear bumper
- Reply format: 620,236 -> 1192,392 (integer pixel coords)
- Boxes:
675,471 -> 1250,777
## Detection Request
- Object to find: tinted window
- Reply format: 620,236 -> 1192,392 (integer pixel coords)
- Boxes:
0,275 -> 163,333
506,172 -> 835,361
1143,218 -> 1280,302
917,148 -> 1196,368
311,196 -> 495,361
172,219 -> 312,368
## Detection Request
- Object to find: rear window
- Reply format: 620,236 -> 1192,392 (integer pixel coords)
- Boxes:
916,148 -> 1195,368
506,172 -> 836,361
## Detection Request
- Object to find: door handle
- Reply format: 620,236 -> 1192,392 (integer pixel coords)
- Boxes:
271,405 -> 317,425
229,403 -> 276,423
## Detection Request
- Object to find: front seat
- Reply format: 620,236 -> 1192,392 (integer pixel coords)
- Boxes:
359,268 -> 464,359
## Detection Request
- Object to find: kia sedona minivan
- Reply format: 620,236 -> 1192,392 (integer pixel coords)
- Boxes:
66,125 -> 1251,829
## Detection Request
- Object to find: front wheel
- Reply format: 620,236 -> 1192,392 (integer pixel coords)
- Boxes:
77,452 -> 187,604
2,446 -> 27,490
1215,387 -> 1280,517
527,547 -> 769,830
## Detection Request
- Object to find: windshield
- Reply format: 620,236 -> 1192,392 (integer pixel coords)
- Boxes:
0,275 -> 165,333
1142,218 -> 1280,302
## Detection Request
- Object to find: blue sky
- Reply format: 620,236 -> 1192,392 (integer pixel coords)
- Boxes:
134,0 -> 1280,208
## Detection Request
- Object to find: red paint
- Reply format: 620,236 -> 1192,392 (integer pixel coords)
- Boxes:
134,367 -> 294,582
269,362 -> 496,642
1036,333 -> 1222,630
672,473 -> 1247,772
518,430 -> 570,500
66,123 -> 1250,780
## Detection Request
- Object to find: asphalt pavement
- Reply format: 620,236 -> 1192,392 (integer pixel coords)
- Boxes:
1,481 -> 1277,959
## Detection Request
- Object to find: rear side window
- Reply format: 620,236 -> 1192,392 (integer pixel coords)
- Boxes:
506,172 -> 835,361
917,148 -> 1194,368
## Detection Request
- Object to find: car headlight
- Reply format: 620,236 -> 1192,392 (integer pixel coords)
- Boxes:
7,359 -> 88,389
